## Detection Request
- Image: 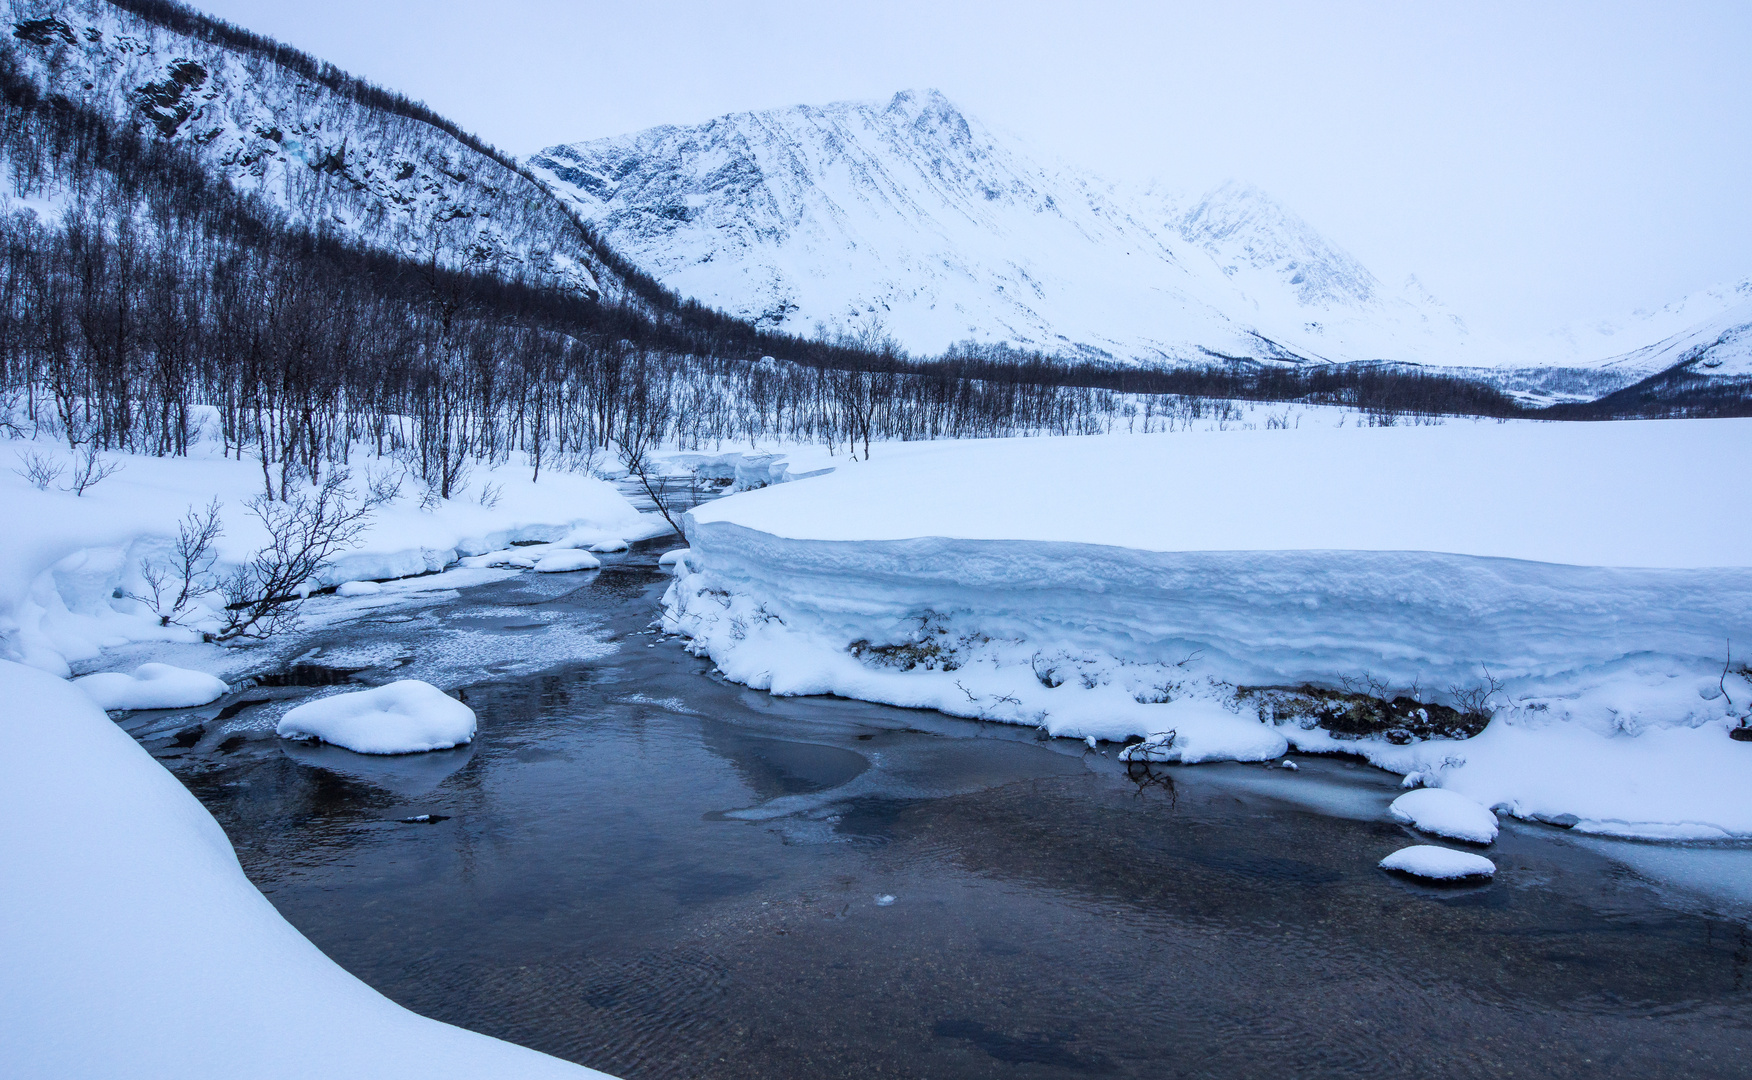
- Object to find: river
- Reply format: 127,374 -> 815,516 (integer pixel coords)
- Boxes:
121,540 -> 1752,1079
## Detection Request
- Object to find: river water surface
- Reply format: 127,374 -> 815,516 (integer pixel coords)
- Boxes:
123,544 -> 1752,1079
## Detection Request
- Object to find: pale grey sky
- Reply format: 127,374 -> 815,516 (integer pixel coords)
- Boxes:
190,0 -> 1752,338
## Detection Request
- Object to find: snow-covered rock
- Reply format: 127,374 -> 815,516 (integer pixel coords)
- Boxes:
0,660 -> 610,1079
335,580 -> 384,597
1379,845 -> 1497,881
276,680 -> 477,754
1388,789 -> 1499,845
74,663 -> 227,711
533,549 -> 602,573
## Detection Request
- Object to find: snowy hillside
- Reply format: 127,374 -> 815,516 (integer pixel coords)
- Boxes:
529,90 -> 1480,367
1557,276 -> 1752,379
4,0 -> 621,297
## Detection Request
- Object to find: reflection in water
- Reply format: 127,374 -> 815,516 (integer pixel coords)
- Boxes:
142,552 -> 1752,1080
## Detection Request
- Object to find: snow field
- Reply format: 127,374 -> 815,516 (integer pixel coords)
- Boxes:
73,662 -> 228,711
666,420 -> 1752,839
1379,845 -> 1497,882
0,660 -> 613,1079
276,680 -> 477,755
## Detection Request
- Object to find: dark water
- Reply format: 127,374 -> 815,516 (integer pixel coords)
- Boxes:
133,548 -> 1752,1080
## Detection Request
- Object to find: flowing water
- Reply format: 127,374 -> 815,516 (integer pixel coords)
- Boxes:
124,544 -> 1752,1079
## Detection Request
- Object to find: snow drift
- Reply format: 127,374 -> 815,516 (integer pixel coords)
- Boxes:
664,421 -> 1752,838
0,660 -> 612,1079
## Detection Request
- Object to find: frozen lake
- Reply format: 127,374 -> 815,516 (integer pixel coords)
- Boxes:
125,544 -> 1752,1079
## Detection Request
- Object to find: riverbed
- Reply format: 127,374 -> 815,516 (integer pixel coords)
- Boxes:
117,542 -> 1752,1079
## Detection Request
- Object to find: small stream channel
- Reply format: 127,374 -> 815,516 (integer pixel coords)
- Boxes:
118,541 -> 1752,1079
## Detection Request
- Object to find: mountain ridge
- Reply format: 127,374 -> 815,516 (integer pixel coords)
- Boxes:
529,89 -> 1479,368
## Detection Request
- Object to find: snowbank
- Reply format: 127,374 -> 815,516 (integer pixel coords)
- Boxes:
0,660 -> 612,1079
1388,789 -> 1499,845
0,434 -> 665,676
1379,845 -> 1496,881
277,680 -> 477,754
665,421 -> 1752,838
73,663 -> 228,711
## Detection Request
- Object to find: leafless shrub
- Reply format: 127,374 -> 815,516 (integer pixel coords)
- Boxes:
362,465 -> 405,509
215,474 -> 375,640
64,443 -> 123,495
1448,666 -> 1506,725
13,449 -> 62,490
477,480 -> 504,509
127,498 -> 223,627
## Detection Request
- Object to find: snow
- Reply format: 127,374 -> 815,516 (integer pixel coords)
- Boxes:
1388,788 -> 1499,845
73,662 -> 228,711
0,660 -> 612,1079
336,579 -> 384,597
0,431 -> 665,677
276,680 -> 477,755
666,420 -> 1752,840
533,549 -> 602,573
1379,845 -> 1497,881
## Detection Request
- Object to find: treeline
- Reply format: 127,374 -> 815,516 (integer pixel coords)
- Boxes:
0,50 -> 1149,498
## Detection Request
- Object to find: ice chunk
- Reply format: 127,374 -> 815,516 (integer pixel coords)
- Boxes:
1389,788 -> 1500,844
336,580 -> 383,597
276,680 -> 476,754
1379,844 -> 1496,881
533,549 -> 601,573
74,663 -> 228,711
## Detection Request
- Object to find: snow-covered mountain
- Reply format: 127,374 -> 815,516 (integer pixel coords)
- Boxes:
1541,276 -> 1752,379
529,90 -> 1478,366
5,0 -> 623,298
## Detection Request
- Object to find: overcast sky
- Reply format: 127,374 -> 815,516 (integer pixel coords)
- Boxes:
190,0 -> 1751,338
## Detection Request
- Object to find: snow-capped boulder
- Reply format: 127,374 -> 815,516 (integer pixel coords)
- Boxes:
276,681 -> 476,754
1379,845 -> 1496,881
533,549 -> 601,573
1389,788 -> 1500,844
336,580 -> 384,597
74,663 -> 228,711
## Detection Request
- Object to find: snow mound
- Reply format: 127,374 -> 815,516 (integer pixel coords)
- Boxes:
0,660 -> 609,1079
1388,788 -> 1499,845
336,580 -> 383,597
1379,845 -> 1497,881
533,549 -> 601,573
276,681 -> 476,754
74,663 -> 227,711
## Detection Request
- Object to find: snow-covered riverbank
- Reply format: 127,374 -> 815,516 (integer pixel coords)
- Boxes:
0,660 -> 614,1079
0,436 -> 670,677
664,419 -> 1752,839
